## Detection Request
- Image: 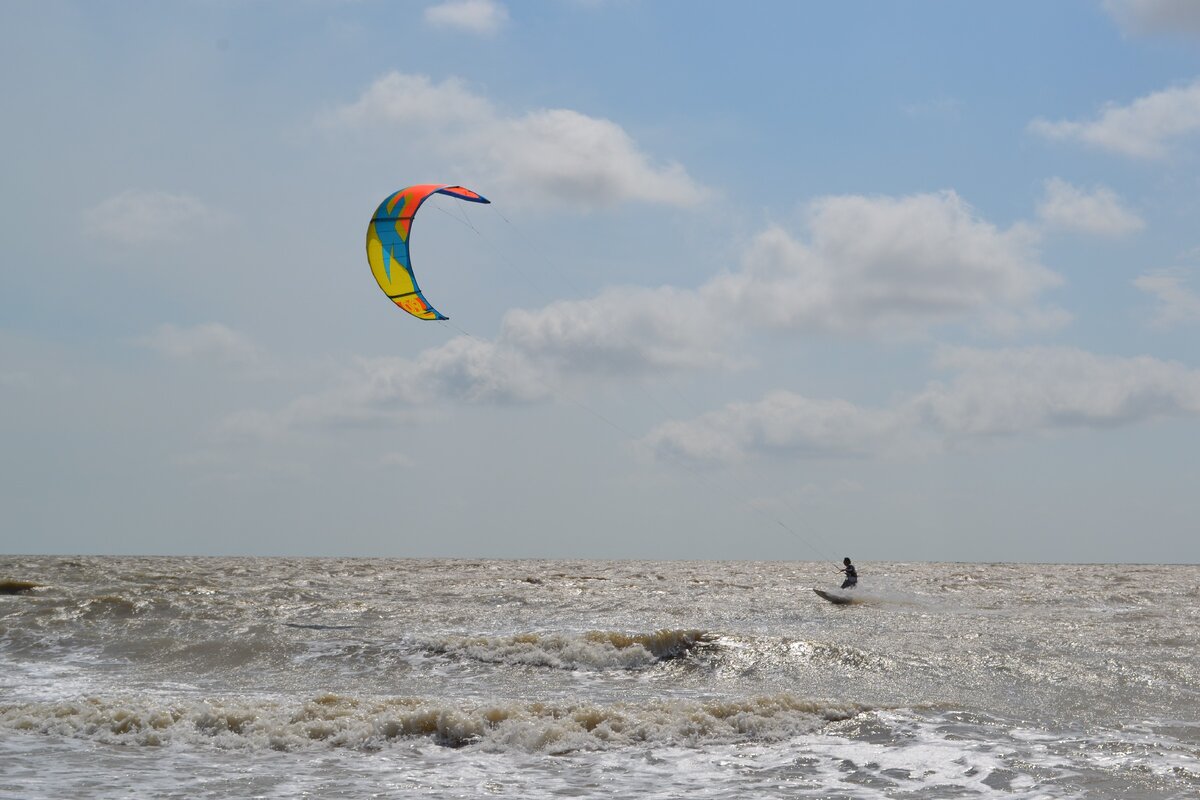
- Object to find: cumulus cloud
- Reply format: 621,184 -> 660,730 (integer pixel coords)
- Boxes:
325,72 -> 709,210
1029,78 -> 1200,158
479,109 -> 710,207
424,0 -> 509,36
645,393 -> 903,464
402,336 -> 552,404
644,347 -> 1200,463
138,323 -> 259,366
499,286 -> 734,373
219,289 -> 730,439
218,342 -> 551,441
914,346 -> 1200,435
83,189 -> 227,246
1134,269 -> 1200,326
705,190 -> 1065,337
218,366 -> 409,443
330,73 -> 492,129
1037,178 -> 1144,236
1103,0 -> 1200,36
221,187 -> 1074,439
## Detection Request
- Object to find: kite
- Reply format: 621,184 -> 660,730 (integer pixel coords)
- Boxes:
365,184 -> 490,320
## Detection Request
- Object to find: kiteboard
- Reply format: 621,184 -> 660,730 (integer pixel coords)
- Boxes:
813,588 -> 854,605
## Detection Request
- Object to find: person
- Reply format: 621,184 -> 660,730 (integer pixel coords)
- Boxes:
838,557 -> 857,590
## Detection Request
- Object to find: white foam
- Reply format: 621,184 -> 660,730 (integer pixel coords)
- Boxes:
414,629 -> 716,671
0,692 -> 862,753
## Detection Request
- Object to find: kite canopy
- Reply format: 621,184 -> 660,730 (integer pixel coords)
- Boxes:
365,184 -> 490,320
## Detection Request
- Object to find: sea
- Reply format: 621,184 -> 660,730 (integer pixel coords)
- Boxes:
0,556 -> 1196,799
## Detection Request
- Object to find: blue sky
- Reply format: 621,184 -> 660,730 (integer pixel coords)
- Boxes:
3,0 -> 1200,563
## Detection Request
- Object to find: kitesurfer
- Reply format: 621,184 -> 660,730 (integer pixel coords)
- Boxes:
838,557 -> 857,590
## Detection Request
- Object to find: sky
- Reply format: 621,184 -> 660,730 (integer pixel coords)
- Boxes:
3,0 -> 1200,563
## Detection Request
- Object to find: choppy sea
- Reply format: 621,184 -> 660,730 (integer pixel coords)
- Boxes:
0,557 -> 1196,798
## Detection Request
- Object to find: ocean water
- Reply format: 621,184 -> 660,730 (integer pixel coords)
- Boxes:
0,557 -> 1196,799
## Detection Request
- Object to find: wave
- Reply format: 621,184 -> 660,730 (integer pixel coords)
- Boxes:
417,629 -> 716,671
795,640 -> 896,672
79,595 -> 142,620
0,692 -> 865,753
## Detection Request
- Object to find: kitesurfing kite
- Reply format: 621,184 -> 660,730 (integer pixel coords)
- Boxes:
365,184 -> 490,321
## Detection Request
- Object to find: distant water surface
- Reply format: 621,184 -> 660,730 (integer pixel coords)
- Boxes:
0,557 -> 1197,798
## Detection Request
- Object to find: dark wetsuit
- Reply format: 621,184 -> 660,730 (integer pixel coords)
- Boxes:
840,562 -> 857,590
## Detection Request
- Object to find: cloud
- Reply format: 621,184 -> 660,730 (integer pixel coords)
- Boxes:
218,343 -> 549,442
1029,78 -> 1200,158
218,289 -> 730,440
644,347 -> 1200,463
705,191 -> 1066,337
350,189 -> 1064,405
645,393 -> 904,464
329,73 -> 492,129
402,336 -> 552,404
218,378 -> 399,443
1037,178 -> 1144,236
220,185 -> 1077,441
1103,0 -> 1200,36
499,286 -> 734,374
221,188 -> 1072,440
137,323 -> 260,366
1134,269 -> 1200,326
914,346 -> 1200,435
83,189 -> 227,246
474,109 -> 709,207
326,72 -> 709,210
424,0 -> 509,36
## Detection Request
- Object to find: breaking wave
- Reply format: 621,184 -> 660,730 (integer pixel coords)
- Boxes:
0,692 -> 865,754
418,629 -> 717,671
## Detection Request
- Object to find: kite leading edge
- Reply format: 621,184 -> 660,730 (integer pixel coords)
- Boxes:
365,184 -> 490,320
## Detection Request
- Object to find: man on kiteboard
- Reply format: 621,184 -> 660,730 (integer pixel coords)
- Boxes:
838,557 -> 857,590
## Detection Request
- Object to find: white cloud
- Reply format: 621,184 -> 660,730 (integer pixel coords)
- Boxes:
220,189 -> 1073,437
83,189 -> 227,246
326,72 -> 709,210
1103,0 -> 1200,36
645,392 -> 904,464
328,72 -> 492,129
138,323 -> 259,366
499,286 -> 734,373
643,347 -> 1200,463
914,346 -> 1200,436
475,109 -> 707,208
341,187 -> 1066,407
1029,78 -> 1200,158
218,289 -> 730,440
424,0 -> 509,36
1134,269 -> 1200,326
1037,177 -> 1144,236
403,336 -> 552,404
218,343 -> 549,441
705,191 -> 1065,337
218,379 -> 401,443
